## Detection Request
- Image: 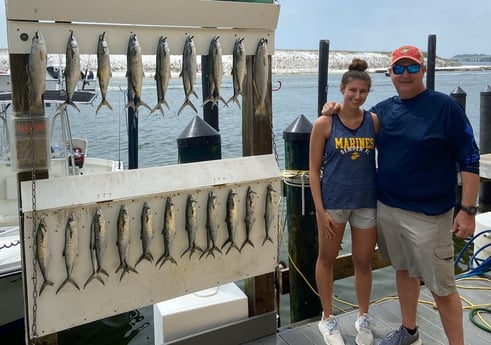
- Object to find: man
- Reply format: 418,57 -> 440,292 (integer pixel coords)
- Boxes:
323,45 -> 480,345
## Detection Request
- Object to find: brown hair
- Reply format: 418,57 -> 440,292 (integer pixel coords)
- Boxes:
340,58 -> 371,90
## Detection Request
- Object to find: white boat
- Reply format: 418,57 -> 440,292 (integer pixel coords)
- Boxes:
0,92 -> 122,331
0,65 -> 97,93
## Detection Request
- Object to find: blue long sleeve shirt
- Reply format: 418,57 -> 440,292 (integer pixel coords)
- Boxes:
371,89 -> 480,215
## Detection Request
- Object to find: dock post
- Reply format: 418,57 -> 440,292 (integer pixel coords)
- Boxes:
283,114 -> 320,323
450,86 -> 467,110
426,34 -> 437,90
318,40 -> 330,116
176,115 -> 222,164
451,86 -> 467,207
479,85 -> 491,212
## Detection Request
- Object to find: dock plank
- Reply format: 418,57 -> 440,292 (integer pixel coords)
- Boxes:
244,276 -> 491,345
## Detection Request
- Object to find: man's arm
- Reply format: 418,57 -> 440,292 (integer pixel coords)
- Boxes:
451,171 -> 480,238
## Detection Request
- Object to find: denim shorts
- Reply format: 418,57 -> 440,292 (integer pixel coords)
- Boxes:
376,201 -> 456,296
326,208 -> 376,229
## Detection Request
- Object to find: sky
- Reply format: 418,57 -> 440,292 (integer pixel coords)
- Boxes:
274,0 -> 491,58
0,1 -> 489,58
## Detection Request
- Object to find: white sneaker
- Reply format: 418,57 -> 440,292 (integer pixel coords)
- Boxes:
318,313 -> 345,345
355,313 -> 373,345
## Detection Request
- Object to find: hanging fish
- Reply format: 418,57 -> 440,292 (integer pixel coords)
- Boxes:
201,191 -> 222,259
181,194 -> 202,258
116,205 -> 138,281
151,36 -> 171,116
96,32 -> 113,115
126,33 -> 151,114
222,189 -> 241,254
59,30 -> 81,112
84,207 -> 108,288
156,196 -> 177,268
135,202 -> 154,267
36,218 -> 53,295
241,186 -> 257,251
28,31 -> 47,114
253,37 -> 269,115
227,37 -> 246,108
177,36 -> 198,115
57,212 -> 80,294
203,36 -> 227,109
263,183 -> 276,246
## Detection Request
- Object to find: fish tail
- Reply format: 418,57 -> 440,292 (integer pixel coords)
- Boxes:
219,96 -> 228,107
221,239 -> 231,250
262,235 -> 273,246
240,239 -> 255,251
181,247 -> 191,258
226,242 -> 241,255
134,97 -> 152,112
119,264 -> 138,281
255,102 -> 267,116
39,279 -> 54,296
212,245 -> 222,256
151,104 -> 164,116
202,97 -> 213,107
98,267 -> 109,277
199,249 -> 210,260
157,255 -> 177,269
56,276 -> 80,294
83,272 -> 105,289
177,99 -> 198,116
226,95 -> 241,109
115,261 -> 125,273
56,102 -> 67,113
135,252 -> 154,267
66,101 -> 81,113
95,99 -> 113,115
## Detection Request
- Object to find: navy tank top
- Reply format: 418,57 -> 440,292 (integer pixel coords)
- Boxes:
321,110 -> 377,209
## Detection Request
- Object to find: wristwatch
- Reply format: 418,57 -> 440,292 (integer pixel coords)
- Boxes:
460,205 -> 478,215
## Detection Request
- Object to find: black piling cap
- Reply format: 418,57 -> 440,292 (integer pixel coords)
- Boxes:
283,114 -> 313,142
450,86 -> 467,96
177,115 -> 221,148
481,85 -> 491,95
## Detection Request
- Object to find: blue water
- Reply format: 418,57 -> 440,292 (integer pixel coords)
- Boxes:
63,70 -> 491,171
5,69 -> 491,344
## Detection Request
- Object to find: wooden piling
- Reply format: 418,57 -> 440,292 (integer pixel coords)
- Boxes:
479,85 -> 491,211
426,34 -> 437,90
242,54 -> 275,318
9,51 -> 54,344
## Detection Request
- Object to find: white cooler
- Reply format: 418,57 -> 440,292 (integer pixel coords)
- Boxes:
473,212 -> 491,261
153,282 -> 248,344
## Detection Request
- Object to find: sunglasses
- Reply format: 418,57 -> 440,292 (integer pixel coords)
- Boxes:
391,64 -> 421,75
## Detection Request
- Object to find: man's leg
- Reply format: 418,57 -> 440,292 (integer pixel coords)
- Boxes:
396,270 -> 420,330
432,291 -> 464,345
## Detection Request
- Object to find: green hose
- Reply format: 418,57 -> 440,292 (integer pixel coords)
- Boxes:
469,307 -> 491,333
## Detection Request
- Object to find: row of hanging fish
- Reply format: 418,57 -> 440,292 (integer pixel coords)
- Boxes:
34,183 -> 276,296
27,31 -> 270,117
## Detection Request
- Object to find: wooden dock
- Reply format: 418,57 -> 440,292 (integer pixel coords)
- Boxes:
244,276 -> 491,345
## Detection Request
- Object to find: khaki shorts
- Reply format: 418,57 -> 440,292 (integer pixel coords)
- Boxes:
376,201 -> 456,296
326,208 -> 376,229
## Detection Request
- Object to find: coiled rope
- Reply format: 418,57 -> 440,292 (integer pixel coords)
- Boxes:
281,169 -> 310,216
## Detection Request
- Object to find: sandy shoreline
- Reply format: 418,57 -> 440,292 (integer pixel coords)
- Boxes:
0,48 -> 464,75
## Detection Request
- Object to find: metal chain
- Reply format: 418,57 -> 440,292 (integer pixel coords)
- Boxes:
270,114 -> 280,168
29,116 -> 39,341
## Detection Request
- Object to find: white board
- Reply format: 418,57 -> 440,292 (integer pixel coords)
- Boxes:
21,154 -> 281,337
